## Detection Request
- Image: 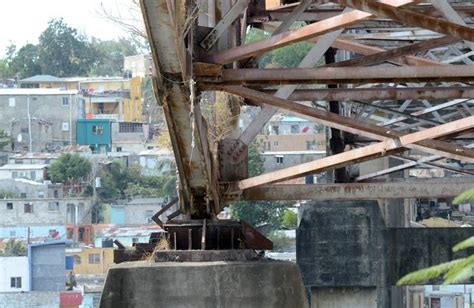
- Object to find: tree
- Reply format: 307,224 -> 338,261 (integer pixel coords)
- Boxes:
38,18 -> 95,77
48,153 -> 92,183
0,129 -> 11,149
97,161 -> 176,202
7,44 -> 42,79
230,141 -> 290,229
89,37 -> 139,76
397,190 -> 474,285
280,209 -> 298,229
0,240 -> 26,256
96,0 -> 147,39
245,27 -> 315,69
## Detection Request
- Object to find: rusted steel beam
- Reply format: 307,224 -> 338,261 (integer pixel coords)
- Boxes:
220,86 -> 474,163
209,0 -> 420,64
205,66 -> 474,85
263,4 -> 474,22
141,0 -> 219,217
260,86 -> 474,102
260,21 -> 444,66
240,178 -> 474,201
327,35 -> 458,67
336,0 -> 474,42
237,116 -> 474,189
324,37 -> 444,66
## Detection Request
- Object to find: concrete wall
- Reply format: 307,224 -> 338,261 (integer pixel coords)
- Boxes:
0,179 -> 63,199
389,228 -> 474,284
297,200 -> 474,307
123,199 -> 175,225
0,291 -> 59,308
66,247 -> 114,275
0,225 -> 65,239
261,152 -> 325,173
30,244 -> 65,291
257,134 -> 326,152
124,54 -> 152,77
0,198 -> 92,226
0,165 -> 46,182
311,287 -> 377,308
297,200 -> 386,288
0,256 -> 29,292
0,93 -> 79,152
101,261 -> 309,308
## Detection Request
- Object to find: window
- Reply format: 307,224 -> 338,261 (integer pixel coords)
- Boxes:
273,141 -> 279,146
48,202 -> 59,212
276,156 -> 284,164
20,193 -> 27,199
116,147 -> 122,152
119,122 -> 143,133
10,277 -> 21,288
24,203 -> 33,213
6,203 -> 13,210
62,122 -> 70,131
291,125 -> 300,134
73,255 -> 81,265
306,140 -> 316,151
14,160 -> 23,164
132,237 -> 139,244
30,171 -> 36,180
54,190 -> 59,198
271,125 -> 279,135
12,171 -> 17,179
92,125 -> 103,135
8,97 -> 15,107
20,128 -> 28,133
38,191 -> 44,198
145,210 -> 154,223
62,97 -> 69,106
88,253 -> 100,264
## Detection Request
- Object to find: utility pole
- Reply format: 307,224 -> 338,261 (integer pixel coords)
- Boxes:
27,95 -> 32,152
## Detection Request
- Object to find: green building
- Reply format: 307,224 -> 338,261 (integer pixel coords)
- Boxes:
76,119 -> 112,153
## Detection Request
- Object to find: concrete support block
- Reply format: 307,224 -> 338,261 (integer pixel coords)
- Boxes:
100,260 -> 309,308
311,287 -> 377,308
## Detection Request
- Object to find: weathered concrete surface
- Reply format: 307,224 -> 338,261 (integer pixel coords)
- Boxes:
390,227 -> 474,284
0,291 -> 59,308
297,200 -> 474,307
311,287 -> 377,308
100,260 -> 309,308
297,200 -> 386,288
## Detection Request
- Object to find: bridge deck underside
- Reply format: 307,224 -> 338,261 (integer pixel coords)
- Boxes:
141,0 -> 474,218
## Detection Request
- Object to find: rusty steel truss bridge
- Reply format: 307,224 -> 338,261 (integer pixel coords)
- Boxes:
133,0 -> 474,248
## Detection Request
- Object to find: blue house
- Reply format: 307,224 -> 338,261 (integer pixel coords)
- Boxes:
76,119 -> 112,153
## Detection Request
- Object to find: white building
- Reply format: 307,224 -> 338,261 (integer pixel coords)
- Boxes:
124,54 -> 153,77
139,149 -> 174,176
0,164 -> 48,182
0,256 -> 29,292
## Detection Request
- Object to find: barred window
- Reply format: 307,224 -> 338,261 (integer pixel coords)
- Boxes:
119,122 -> 143,133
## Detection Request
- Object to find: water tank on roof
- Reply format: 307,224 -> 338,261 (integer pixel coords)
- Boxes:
102,239 -> 114,248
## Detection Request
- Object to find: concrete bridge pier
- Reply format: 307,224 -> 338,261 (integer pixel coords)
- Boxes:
100,259 -> 309,308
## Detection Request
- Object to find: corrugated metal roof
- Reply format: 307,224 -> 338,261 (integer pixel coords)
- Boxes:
0,164 -> 48,170
281,116 -> 308,122
19,75 -> 63,83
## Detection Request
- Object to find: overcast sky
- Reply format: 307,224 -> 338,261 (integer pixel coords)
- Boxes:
0,0 -> 134,56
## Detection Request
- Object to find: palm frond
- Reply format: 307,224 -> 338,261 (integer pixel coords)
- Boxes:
453,236 -> 474,252
443,255 -> 474,284
397,258 -> 465,285
453,188 -> 474,204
